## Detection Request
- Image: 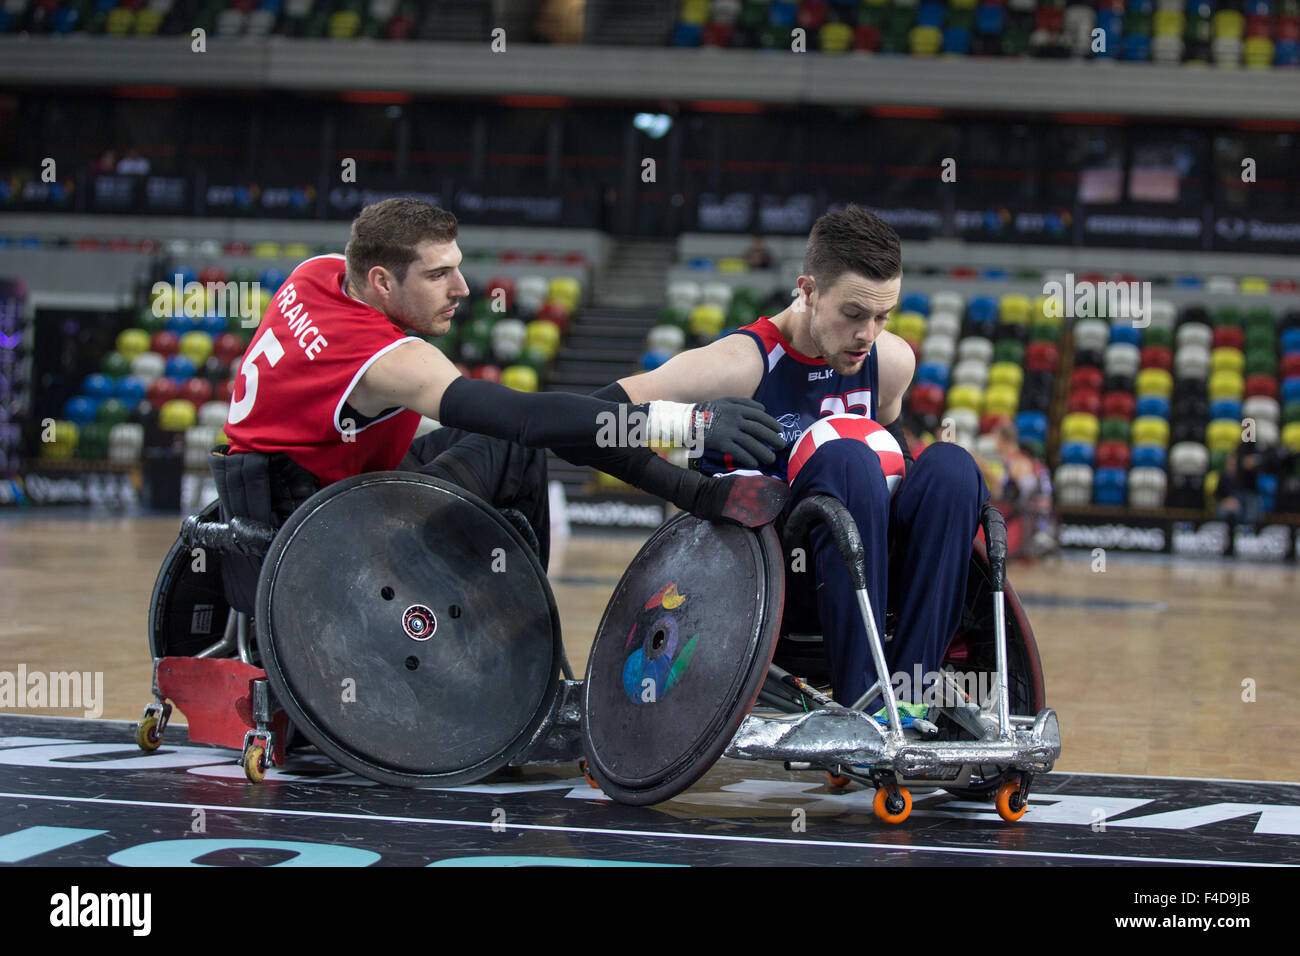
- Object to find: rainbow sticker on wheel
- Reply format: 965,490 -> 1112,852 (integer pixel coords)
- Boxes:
621,583 -> 698,704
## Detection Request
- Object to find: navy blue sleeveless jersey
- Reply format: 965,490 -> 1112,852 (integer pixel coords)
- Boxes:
699,316 -> 879,481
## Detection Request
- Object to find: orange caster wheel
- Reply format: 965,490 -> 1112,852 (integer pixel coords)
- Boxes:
826,772 -> 851,789
994,781 -> 1028,822
873,785 -> 912,824
579,759 -> 600,790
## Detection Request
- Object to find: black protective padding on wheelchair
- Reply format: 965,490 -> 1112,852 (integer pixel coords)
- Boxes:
980,501 -> 1008,591
783,495 -> 868,591
148,499 -> 233,659
254,471 -> 562,787
209,448 -> 275,616
208,447 -> 320,615
581,512 -> 784,806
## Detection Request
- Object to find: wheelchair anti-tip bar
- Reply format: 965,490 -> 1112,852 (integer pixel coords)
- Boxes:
180,514 -> 276,558
979,501 -> 1012,742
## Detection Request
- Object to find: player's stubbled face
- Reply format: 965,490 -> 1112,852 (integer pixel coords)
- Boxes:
391,239 -> 470,335
808,273 -> 901,376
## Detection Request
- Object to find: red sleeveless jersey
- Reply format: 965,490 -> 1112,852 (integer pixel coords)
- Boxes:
223,254 -> 422,485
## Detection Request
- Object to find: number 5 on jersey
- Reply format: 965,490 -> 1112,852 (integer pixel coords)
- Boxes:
227,328 -> 286,425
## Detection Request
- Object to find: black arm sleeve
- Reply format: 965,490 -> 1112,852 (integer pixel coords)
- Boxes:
437,376 -> 649,450
551,381 -> 711,512
883,415 -> 914,474
439,377 -> 709,509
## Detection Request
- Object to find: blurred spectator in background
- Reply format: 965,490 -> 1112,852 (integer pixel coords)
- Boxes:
992,421 -> 1039,502
743,235 -> 773,270
989,420 -> 1057,558
1215,441 -> 1263,525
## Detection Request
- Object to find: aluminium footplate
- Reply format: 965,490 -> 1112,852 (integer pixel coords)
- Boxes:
725,707 -> 1061,778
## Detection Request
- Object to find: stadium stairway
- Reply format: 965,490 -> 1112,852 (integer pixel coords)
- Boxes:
544,304 -> 662,495
594,238 -> 677,309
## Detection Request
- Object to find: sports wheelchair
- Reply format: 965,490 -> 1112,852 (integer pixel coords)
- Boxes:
137,470 -> 1059,824
137,471 -> 575,784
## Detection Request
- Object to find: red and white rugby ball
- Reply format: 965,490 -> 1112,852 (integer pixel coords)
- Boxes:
787,413 -> 906,494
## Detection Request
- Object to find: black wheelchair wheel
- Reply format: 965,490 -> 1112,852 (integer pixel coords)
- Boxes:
148,499 -> 237,660
254,472 -> 563,787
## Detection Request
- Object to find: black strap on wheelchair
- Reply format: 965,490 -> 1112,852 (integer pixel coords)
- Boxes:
782,494 -> 868,592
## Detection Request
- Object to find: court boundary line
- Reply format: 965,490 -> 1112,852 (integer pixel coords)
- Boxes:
0,791 -> 1288,867
1053,769 -> 1300,787
3,718 -> 1299,788
2,723 -> 1300,790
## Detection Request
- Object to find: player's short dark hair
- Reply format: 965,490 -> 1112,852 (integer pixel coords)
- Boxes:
803,204 -> 902,290
345,198 -> 459,288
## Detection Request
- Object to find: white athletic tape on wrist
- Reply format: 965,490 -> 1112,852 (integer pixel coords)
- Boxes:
646,400 -> 696,447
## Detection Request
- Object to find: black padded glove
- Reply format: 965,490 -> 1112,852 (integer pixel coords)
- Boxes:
692,398 -> 785,470
686,472 -> 790,527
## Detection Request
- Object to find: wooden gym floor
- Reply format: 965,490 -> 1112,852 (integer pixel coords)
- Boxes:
0,513 -> 1297,783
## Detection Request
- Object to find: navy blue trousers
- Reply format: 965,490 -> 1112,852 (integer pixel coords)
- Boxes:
784,441 -> 990,706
